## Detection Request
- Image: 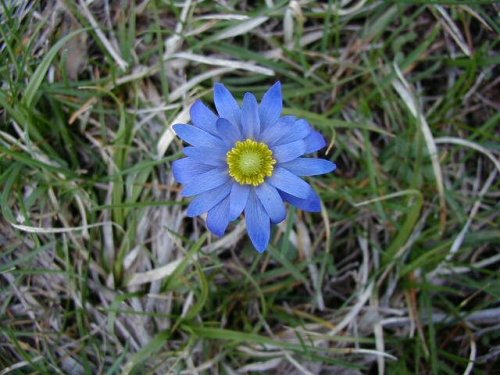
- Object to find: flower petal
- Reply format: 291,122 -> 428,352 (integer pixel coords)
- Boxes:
303,130 -> 326,153
271,119 -> 311,146
190,100 -> 218,136
184,146 -> 226,167
173,124 -> 226,149
259,81 -> 282,130
245,190 -> 270,252
183,169 -> 229,197
207,196 -> 230,237
255,182 -> 286,223
241,92 -> 260,138
187,181 -> 232,217
229,183 -> 250,221
172,157 -> 214,183
258,116 -> 295,144
272,140 -> 305,163
280,158 -> 336,176
267,167 -> 311,199
214,83 -> 241,127
216,118 -> 242,148
280,188 -> 321,212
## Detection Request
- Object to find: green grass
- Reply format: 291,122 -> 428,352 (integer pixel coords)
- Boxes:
1,1 -> 499,374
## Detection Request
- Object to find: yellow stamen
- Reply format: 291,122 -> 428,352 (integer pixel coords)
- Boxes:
226,139 -> 276,186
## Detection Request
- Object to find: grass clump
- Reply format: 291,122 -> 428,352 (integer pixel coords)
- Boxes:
1,1 -> 499,374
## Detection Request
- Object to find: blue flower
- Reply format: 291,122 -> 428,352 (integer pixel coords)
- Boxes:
172,82 -> 336,252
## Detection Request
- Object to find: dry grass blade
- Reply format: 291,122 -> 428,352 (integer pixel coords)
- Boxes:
435,137 -> 500,173
392,63 -> 447,230
126,258 -> 184,287
211,16 -> 268,41
172,52 -> 275,77
434,5 -> 472,56
77,0 -> 128,70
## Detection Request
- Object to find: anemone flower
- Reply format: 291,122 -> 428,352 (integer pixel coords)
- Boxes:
173,82 -> 336,252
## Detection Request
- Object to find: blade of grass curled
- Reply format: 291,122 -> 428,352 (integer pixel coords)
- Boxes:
392,64 -> 446,232
22,28 -> 89,107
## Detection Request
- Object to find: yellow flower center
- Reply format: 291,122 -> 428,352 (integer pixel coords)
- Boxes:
226,139 -> 276,186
